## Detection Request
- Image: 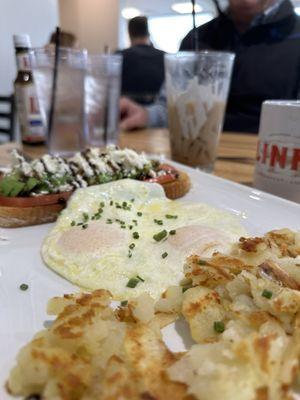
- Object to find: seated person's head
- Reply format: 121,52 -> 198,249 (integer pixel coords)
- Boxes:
49,30 -> 78,49
128,16 -> 150,46
229,0 -> 277,24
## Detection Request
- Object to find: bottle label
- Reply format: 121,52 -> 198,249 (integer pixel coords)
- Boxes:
16,53 -> 31,72
15,83 -> 46,143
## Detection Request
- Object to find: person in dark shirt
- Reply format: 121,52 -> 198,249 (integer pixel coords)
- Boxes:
120,0 -> 300,133
118,16 -> 165,105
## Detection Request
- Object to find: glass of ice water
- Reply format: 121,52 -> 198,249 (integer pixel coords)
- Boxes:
31,47 -> 87,156
85,55 -> 122,147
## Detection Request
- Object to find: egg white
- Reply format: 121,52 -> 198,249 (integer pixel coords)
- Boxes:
42,179 -> 246,299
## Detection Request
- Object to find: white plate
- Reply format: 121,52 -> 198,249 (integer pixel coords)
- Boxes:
1,164 -> 300,399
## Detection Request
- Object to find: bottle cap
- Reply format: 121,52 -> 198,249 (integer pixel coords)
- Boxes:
13,34 -> 31,49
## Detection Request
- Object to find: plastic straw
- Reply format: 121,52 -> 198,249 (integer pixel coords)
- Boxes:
103,45 -> 110,146
191,0 -> 198,51
48,26 -> 60,141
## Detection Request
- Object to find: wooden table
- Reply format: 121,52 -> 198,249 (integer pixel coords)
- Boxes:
0,129 -> 257,185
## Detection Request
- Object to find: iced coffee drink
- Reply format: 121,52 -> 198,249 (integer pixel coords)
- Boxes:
165,52 -> 235,172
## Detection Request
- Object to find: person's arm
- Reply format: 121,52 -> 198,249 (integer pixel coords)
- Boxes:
146,84 -> 168,128
120,84 -> 168,131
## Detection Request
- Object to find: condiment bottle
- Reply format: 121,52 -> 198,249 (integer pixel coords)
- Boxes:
13,34 -> 46,144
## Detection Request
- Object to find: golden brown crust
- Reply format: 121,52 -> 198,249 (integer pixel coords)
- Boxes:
161,171 -> 191,200
0,203 -> 65,228
0,170 -> 191,228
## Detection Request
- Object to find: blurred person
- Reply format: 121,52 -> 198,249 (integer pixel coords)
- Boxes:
47,30 -> 78,49
120,0 -> 300,133
117,16 -> 165,105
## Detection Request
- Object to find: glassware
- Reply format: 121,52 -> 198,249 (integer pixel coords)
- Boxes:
254,100 -> 300,203
165,51 -> 235,172
85,54 -> 122,147
31,47 -> 87,156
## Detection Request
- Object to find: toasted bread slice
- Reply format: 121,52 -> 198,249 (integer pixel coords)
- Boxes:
162,170 -> 191,200
0,171 -> 191,228
0,204 -> 65,228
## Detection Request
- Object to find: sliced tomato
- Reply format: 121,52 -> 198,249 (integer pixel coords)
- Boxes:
144,164 -> 179,185
0,191 -> 73,208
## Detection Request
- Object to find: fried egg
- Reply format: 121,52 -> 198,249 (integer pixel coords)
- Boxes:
42,180 -> 246,299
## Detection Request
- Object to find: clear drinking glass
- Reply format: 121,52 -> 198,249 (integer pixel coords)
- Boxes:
31,47 -> 87,156
165,51 -> 235,172
85,55 -> 122,147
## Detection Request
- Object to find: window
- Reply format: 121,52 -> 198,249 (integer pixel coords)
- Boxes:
148,13 -> 214,53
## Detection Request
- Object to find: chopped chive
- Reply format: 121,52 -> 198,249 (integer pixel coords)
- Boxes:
77,222 -> 83,226
110,200 -> 113,206
182,287 -> 190,293
121,300 -> 128,306
133,232 -> 140,240
137,212 -> 143,217
82,212 -> 89,221
214,321 -> 225,333
128,225 -> 133,230
95,214 -> 101,220
98,208 -> 103,214
165,214 -> 178,219
169,230 -> 176,235
126,278 -> 140,288
116,205 -> 122,209
128,250 -> 132,258
100,201 -> 105,208
70,221 -> 76,226
129,243 -> 135,250
154,219 -> 163,225
82,224 -> 88,230
130,199 -> 135,203
91,216 -> 95,220
132,219 -> 138,226
136,275 -> 145,282
198,260 -> 207,266
122,201 -> 127,208
262,289 -> 273,299
106,219 -> 113,224
121,226 -> 126,229
153,230 -> 168,242
20,283 -> 29,291
162,252 -> 168,259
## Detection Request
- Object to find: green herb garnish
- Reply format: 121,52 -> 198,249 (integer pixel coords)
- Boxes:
165,214 -> 178,220
106,219 -> 113,224
82,224 -> 88,230
153,230 -> 168,242
133,232 -> 140,240
129,243 -> 135,250
71,221 -> 76,226
262,289 -> 273,299
162,252 -> 168,259
126,277 -> 143,288
169,230 -> 176,235
214,321 -> 225,333
20,283 -> 29,291
154,219 -> 163,225
137,212 -> 143,217
82,212 -> 89,222
198,260 -> 207,266
121,300 -> 128,306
